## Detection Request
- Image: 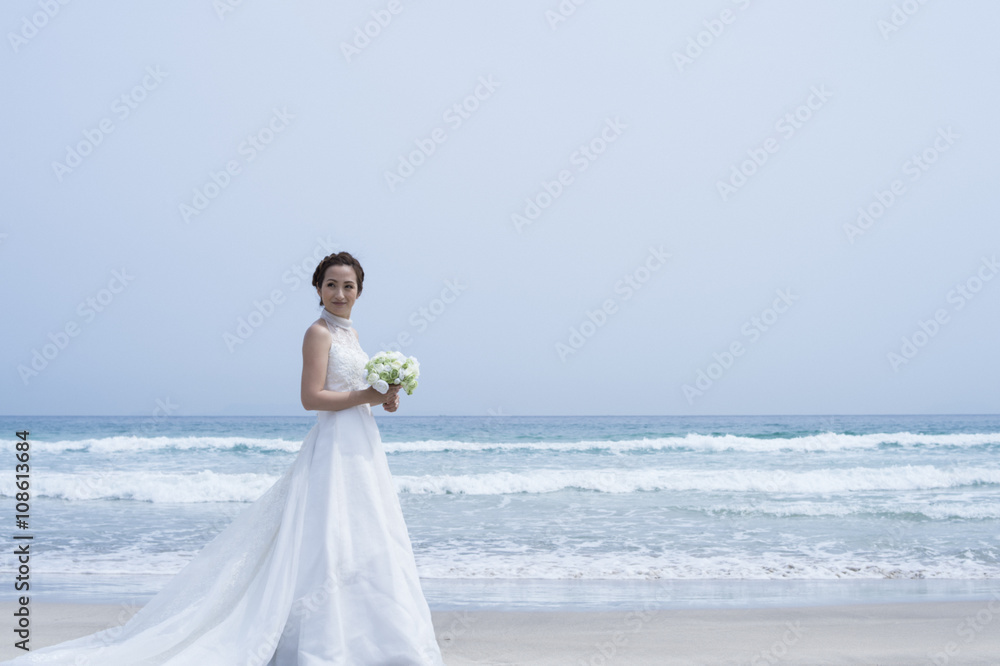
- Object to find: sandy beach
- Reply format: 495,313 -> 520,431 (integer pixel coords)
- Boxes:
2,599 -> 999,665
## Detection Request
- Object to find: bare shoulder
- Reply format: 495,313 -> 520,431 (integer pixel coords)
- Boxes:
303,319 -> 333,350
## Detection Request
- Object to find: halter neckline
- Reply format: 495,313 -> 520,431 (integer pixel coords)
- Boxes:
320,308 -> 352,329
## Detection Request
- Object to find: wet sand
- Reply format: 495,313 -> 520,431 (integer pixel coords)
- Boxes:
2,599 -> 999,664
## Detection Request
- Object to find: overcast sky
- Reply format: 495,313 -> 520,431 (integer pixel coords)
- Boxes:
2,0 -> 998,417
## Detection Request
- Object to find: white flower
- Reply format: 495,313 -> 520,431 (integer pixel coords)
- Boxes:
365,350 -> 419,395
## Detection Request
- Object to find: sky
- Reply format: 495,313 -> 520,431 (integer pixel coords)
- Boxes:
2,0 -> 998,417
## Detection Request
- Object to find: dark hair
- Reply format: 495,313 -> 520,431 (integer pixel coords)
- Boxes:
312,251 -> 364,306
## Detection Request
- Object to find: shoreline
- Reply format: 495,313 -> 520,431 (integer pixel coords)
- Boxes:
2,599 -> 1000,664
12,575 -> 1000,611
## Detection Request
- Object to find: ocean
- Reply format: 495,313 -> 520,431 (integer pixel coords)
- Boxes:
2,414 -> 999,610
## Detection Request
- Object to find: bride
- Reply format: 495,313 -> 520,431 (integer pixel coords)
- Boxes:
7,251 -> 447,665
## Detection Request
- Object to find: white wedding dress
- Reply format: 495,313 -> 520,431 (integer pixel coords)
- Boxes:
6,309 -> 445,665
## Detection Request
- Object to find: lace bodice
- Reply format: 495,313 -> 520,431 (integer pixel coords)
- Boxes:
320,310 -> 370,393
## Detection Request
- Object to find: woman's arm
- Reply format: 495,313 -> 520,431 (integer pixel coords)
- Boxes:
300,322 -> 396,411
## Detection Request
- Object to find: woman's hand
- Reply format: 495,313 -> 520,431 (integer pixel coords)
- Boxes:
382,391 -> 400,412
380,383 -> 402,412
363,383 -> 402,406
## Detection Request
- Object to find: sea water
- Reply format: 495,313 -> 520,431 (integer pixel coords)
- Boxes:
1,414 -> 999,610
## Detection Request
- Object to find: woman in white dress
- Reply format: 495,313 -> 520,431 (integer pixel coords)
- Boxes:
6,251 -> 446,665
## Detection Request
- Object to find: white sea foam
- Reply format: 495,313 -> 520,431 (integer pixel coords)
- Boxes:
385,432 -> 1000,453
413,549 -> 1000,580
708,500 -> 1000,520
0,470 -> 280,503
7,546 -> 997,581
9,431 -> 998,455
393,465 -> 1000,495
2,435 -> 303,454
4,465 -> 999,502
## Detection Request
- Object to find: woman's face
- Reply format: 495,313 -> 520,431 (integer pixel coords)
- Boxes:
317,264 -> 359,318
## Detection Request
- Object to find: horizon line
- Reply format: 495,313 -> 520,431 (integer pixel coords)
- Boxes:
3,413 -> 999,418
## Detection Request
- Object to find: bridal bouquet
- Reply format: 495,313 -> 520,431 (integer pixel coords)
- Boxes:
365,351 -> 419,395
